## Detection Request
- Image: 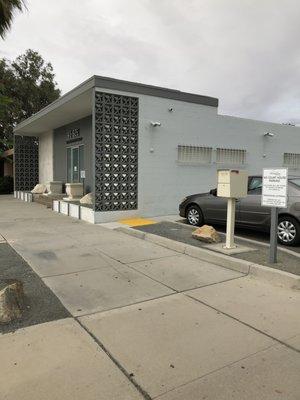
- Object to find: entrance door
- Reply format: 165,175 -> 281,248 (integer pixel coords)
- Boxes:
67,145 -> 84,183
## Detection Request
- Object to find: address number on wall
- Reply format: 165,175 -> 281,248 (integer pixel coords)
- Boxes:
67,129 -> 80,140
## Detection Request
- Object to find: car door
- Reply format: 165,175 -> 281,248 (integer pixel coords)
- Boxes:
203,190 -> 228,224
237,176 -> 271,227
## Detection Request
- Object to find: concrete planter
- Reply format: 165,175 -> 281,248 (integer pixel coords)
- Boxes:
46,181 -> 63,195
80,206 -> 94,223
60,201 -> 69,215
65,183 -> 83,200
69,203 -> 80,219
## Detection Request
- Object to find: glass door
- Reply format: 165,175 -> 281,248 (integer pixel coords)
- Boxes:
66,145 -> 84,183
72,147 -> 79,182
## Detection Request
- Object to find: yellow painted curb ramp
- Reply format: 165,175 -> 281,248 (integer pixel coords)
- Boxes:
118,217 -> 157,227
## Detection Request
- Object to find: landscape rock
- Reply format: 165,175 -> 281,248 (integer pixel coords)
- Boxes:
192,225 -> 221,243
31,184 -> 47,194
80,192 -> 94,205
0,280 -> 25,323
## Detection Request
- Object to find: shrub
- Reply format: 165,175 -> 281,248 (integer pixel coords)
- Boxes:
0,176 -> 14,194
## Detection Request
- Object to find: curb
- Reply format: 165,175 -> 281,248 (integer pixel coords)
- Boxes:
116,226 -> 300,290
155,218 -> 300,260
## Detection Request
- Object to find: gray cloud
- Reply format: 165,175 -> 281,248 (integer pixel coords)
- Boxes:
1,0 -> 300,124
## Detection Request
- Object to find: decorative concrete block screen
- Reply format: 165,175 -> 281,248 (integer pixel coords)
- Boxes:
94,92 -> 139,211
14,135 -> 39,191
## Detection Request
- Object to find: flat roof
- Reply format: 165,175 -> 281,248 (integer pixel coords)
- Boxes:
93,76 -> 219,107
14,75 -> 218,135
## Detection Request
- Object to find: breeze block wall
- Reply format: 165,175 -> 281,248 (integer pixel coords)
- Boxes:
14,135 -> 39,191
94,92 -> 139,212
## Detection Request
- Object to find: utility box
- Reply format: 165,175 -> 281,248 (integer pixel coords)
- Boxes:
217,169 -> 248,198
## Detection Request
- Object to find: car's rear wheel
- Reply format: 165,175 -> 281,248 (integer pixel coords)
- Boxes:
277,216 -> 300,246
186,205 -> 203,226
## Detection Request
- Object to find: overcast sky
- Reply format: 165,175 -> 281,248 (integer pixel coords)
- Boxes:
1,0 -> 300,124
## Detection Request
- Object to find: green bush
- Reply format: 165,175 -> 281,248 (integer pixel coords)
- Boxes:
0,176 -> 14,194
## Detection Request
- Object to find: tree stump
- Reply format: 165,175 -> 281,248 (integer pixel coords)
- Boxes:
0,280 -> 24,323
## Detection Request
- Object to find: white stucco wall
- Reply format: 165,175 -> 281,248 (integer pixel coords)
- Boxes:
95,87 -> 300,219
39,130 -> 53,184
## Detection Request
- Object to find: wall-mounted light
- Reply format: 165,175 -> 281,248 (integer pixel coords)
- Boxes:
150,121 -> 161,127
263,132 -> 275,137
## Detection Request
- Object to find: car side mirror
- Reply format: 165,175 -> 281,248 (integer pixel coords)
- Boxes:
210,188 -> 217,196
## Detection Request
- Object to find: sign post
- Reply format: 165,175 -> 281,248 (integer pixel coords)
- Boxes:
262,168 -> 288,263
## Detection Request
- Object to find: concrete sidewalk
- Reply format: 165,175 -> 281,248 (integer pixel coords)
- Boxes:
0,196 -> 299,399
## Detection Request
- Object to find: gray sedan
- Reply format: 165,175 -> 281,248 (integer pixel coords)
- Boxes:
179,175 -> 300,246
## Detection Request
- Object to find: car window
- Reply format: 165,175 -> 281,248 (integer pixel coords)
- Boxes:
248,177 -> 262,194
289,178 -> 300,188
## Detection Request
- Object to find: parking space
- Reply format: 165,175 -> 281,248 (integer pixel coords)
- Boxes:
134,221 -> 300,276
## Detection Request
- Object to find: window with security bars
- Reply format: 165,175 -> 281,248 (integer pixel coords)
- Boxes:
216,148 -> 246,165
177,145 -> 213,164
283,153 -> 300,168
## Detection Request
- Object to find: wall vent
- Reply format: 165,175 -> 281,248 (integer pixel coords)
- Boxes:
216,148 -> 246,165
177,145 -> 212,164
283,152 -> 300,168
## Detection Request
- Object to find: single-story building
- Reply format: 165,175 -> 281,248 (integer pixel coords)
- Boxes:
14,75 -> 300,223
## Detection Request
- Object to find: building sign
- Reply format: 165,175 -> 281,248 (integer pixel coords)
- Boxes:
262,168 -> 288,208
66,128 -> 82,144
67,128 -> 80,140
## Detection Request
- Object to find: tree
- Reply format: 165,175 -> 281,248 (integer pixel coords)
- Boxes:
0,0 -> 26,39
0,49 -> 61,151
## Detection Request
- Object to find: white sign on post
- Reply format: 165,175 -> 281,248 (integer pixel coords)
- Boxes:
262,168 -> 288,208
80,170 -> 86,179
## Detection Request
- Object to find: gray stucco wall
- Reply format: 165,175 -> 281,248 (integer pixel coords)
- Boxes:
53,115 -> 93,192
95,87 -> 300,218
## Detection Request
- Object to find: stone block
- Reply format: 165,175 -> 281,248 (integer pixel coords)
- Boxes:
31,184 -> 47,194
80,192 -> 94,205
192,225 -> 221,243
0,280 -> 24,323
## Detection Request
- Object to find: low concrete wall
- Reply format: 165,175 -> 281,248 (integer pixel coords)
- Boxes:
14,191 -> 33,203
60,202 -> 69,215
80,206 -> 94,223
69,203 -> 80,219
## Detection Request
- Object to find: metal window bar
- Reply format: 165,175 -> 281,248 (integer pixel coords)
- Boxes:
216,148 -> 246,165
178,145 -> 212,164
283,153 -> 300,168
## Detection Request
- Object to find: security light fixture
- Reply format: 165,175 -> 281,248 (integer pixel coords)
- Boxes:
150,121 -> 161,127
263,132 -> 275,137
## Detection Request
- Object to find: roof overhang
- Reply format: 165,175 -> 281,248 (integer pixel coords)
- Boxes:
14,77 -> 95,136
14,75 -> 219,136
